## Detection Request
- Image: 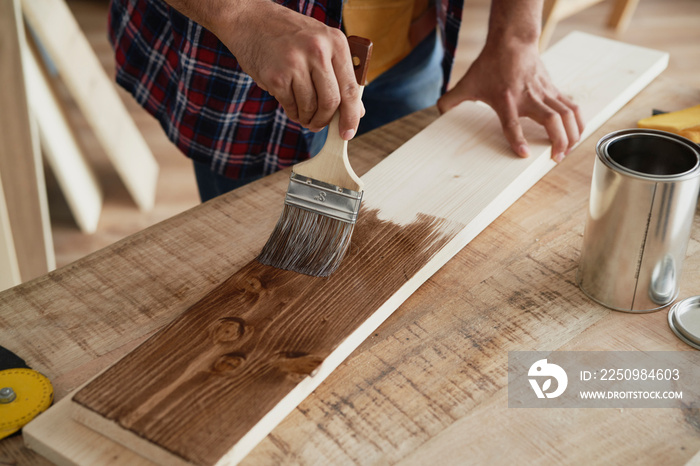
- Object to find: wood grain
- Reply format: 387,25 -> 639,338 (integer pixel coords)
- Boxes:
14,79 -> 700,466
0,0 -> 54,282
244,81 -> 700,466
73,211 -> 455,465
66,33 -> 668,465
16,109 -> 435,466
17,109 -> 429,464
3,0 -> 697,461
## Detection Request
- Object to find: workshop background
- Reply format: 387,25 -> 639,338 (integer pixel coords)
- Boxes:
34,0 -> 700,267
2,0 -> 700,464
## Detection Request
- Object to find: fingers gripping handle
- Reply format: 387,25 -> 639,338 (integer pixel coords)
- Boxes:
291,36 -> 372,191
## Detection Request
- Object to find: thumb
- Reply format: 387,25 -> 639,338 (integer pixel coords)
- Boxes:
437,82 -> 478,115
437,88 -> 463,114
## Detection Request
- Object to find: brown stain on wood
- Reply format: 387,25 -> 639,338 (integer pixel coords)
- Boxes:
211,352 -> 246,373
211,317 -> 247,343
72,209 -> 459,466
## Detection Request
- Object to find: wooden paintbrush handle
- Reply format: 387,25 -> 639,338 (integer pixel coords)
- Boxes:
347,36 -> 372,86
323,36 -> 372,146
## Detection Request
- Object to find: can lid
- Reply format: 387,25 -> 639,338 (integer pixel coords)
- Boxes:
668,296 -> 700,350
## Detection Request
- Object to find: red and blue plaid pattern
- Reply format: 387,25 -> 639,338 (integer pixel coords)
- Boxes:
108,0 -> 463,179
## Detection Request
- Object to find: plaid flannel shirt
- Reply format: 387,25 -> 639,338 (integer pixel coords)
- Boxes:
108,0 -> 464,179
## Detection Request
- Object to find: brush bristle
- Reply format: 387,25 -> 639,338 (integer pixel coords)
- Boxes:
258,205 -> 356,277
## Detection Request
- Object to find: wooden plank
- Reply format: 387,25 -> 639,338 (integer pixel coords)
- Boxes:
540,0 -> 605,49
687,449 -> 700,466
251,212 -> 700,464
544,0 -> 605,23
540,0 -> 641,49
16,109 -> 433,466
25,394 -> 156,466
0,0 -> 54,281
243,81 -> 700,465
16,78 -> 700,465
608,0 -> 640,33
0,172 -> 21,291
25,38 -> 103,234
67,33 -> 668,465
21,0 -> 159,211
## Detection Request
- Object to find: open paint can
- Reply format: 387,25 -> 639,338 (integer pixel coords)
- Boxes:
577,129 -> 700,312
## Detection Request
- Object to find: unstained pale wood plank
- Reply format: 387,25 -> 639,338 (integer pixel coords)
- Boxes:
0,172 -> 21,291
608,0 -> 640,33
25,39 -> 103,234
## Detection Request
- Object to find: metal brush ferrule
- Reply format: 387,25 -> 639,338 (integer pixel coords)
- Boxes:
285,173 -> 363,224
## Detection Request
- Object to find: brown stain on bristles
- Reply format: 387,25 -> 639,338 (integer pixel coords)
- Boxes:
258,204 -> 356,277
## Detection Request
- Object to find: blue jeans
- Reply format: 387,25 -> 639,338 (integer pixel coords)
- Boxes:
193,162 -> 261,202
195,30 -> 443,202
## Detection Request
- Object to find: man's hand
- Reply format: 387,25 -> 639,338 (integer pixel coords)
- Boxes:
438,0 -> 584,162
165,0 -> 363,140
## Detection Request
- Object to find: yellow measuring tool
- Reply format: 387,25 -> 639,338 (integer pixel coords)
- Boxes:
0,368 -> 53,439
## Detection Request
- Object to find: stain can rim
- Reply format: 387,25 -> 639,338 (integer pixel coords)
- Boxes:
596,129 -> 700,182
668,296 -> 700,350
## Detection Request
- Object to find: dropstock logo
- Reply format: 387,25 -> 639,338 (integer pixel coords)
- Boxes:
528,359 -> 568,399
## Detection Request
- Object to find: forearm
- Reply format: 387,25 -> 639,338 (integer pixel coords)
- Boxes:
486,0 -> 543,47
159,0 -> 362,139
160,0 -> 260,46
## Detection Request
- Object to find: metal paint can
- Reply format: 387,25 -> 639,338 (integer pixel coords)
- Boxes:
577,129 -> 700,312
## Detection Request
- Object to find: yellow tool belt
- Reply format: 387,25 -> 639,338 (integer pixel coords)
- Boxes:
343,0 -> 436,82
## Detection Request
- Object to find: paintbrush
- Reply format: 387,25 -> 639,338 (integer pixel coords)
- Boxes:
258,36 -> 372,277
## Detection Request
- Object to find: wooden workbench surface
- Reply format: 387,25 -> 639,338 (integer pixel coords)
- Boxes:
1,77 -> 699,465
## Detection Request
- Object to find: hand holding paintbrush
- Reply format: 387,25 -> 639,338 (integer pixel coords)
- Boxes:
258,36 -> 373,277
